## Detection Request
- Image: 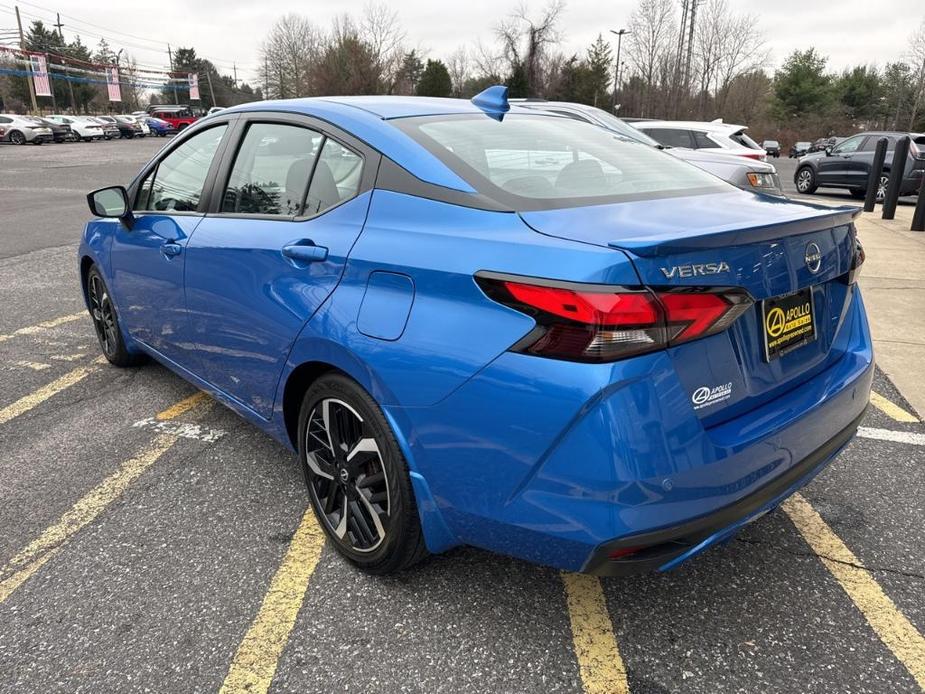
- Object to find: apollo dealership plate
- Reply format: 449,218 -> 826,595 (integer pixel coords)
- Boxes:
761,287 -> 816,361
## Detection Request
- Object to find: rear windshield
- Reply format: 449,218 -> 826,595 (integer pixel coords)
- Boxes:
395,114 -> 728,210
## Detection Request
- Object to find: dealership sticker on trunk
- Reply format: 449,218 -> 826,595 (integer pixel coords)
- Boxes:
761,287 -> 816,361
691,382 -> 733,410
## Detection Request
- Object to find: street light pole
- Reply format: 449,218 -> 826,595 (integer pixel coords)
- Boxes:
609,28 -> 630,112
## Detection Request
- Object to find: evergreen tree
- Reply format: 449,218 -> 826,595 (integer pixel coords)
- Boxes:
416,59 -> 452,97
772,48 -> 833,120
585,35 -> 613,107
506,61 -> 529,98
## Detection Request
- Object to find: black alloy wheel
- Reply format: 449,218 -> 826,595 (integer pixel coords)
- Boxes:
9,130 -> 26,145
86,266 -> 143,367
299,374 -> 427,574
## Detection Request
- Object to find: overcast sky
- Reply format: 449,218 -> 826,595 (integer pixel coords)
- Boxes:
3,0 -> 923,85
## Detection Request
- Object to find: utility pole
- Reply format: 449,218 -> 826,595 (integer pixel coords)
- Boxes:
233,63 -> 238,90
609,28 -> 630,112
206,70 -> 216,107
684,0 -> 699,98
15,5 -> 38,112
167,44 -> 179,102
54,12 -> 64,37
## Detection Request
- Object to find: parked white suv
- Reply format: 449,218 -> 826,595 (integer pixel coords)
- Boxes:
630,119 -> 767,161
46,115 -> 105,141
0,113 -> 53,145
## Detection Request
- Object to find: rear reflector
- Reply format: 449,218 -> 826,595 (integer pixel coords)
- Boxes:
476,273 -> 753,362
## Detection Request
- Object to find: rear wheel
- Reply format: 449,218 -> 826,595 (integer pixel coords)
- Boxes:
876,174 -> 889,202
795,167 -> 817,194
9,130 -> 26,145
86,266 -> 144,367
299,374 -> 428,574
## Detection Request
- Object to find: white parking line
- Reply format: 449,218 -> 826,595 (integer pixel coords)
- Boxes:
857,427 -> 925,447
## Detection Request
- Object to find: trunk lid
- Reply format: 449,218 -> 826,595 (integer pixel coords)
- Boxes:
519,191 -> 861,425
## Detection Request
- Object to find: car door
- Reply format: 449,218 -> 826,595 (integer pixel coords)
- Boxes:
184,116 -> 377,418
110,123 -> 230,369
816,135 -> 864,185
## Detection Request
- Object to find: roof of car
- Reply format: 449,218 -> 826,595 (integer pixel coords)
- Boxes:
633,120 -> 748,133
220,95 -> 565,193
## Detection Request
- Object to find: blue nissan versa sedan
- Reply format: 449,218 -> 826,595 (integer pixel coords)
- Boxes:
80,87 -> 873,575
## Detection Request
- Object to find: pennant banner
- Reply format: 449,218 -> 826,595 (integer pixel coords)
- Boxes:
30,54 -> 51,97
106,66 -> 121,102
189,73 -> 200,100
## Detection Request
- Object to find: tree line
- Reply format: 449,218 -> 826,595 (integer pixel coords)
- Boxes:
3,0 -> 925,146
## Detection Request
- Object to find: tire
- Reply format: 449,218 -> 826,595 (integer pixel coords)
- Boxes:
9,130 -> 26,145
32,139 -> 43,145
849,188 -> 865,199
86,266 -> 144,367
795,166 -> 817,194
298,373 -> 428,574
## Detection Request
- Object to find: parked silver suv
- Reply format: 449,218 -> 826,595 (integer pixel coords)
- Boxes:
511,101 -> 783,196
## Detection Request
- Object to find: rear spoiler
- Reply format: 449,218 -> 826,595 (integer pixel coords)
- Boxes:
608,205 -> 861,257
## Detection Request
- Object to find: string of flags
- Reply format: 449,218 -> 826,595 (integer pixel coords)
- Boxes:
0,44 -> 201,101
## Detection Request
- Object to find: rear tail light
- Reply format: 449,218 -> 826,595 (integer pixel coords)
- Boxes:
740,152 -> 766,161
847,239 -> 865,285
476,273 -> 753,363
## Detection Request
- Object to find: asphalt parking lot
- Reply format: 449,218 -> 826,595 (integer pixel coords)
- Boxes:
1,140 -> 923,694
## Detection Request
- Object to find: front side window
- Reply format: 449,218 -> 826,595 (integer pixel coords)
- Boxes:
136,125 -> 227,212
832,136 -> 863,155
397,114 -> 727,208
222,123 -> 323,215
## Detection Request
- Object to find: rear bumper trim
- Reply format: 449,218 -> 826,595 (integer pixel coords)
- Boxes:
581,406 -> 866,576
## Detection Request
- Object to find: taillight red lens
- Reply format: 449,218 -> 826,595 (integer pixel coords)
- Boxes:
503,282 -> 660,326
847,239 -> 865,284
477,273 -> 753,362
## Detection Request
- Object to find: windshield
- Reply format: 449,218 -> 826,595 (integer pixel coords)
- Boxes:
396,114 -> 728,209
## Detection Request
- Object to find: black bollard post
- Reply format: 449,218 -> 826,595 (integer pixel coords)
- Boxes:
863,137 -> 888,212
912,179 -> 925,231
882,136 -> 910,220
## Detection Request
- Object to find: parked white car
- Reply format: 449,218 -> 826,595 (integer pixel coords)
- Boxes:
0,113 -> 53,145
46,115 -> 105,141
630,119 -> 767,161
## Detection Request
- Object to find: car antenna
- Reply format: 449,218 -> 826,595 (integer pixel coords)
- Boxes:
471,85 -> 510,121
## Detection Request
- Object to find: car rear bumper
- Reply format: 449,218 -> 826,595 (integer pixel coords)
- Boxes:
581,406 -> 865,575
400,285 -> 874,572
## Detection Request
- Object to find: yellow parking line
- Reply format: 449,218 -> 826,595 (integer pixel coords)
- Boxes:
561,572 -> 630,694
220,509 -> 326,694
0,356 -> 105,426
870,391 -> 919,423
0,312 -> 85,344
783,494 -> 925,689
0,395 -> 211,604
156,391 -> 208,420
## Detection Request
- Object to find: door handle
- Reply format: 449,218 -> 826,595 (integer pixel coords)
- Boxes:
161,241 -> 182,258
282,243 -> 328,263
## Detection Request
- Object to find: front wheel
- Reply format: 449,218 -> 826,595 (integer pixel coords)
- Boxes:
299,374 -> 428,574
795,167 -> 817,194
86,266 -> 144,367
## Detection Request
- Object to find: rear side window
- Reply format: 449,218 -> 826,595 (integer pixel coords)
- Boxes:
644,128 -> 694,148
136,125 -> 227,212
221,123 -> 323,215
303,139 -> 363,215
692,131 -> 720,148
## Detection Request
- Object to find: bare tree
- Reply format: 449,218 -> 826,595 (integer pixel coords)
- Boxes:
495,0 -> 564,96
625,0 -> 677,115
447,46 -> 470,96
260,14 -> 324,98
908,18 -> 925,128
361,2 -> 406,92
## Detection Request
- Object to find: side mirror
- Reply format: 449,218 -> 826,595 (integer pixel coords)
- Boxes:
87,186 -> 133,228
